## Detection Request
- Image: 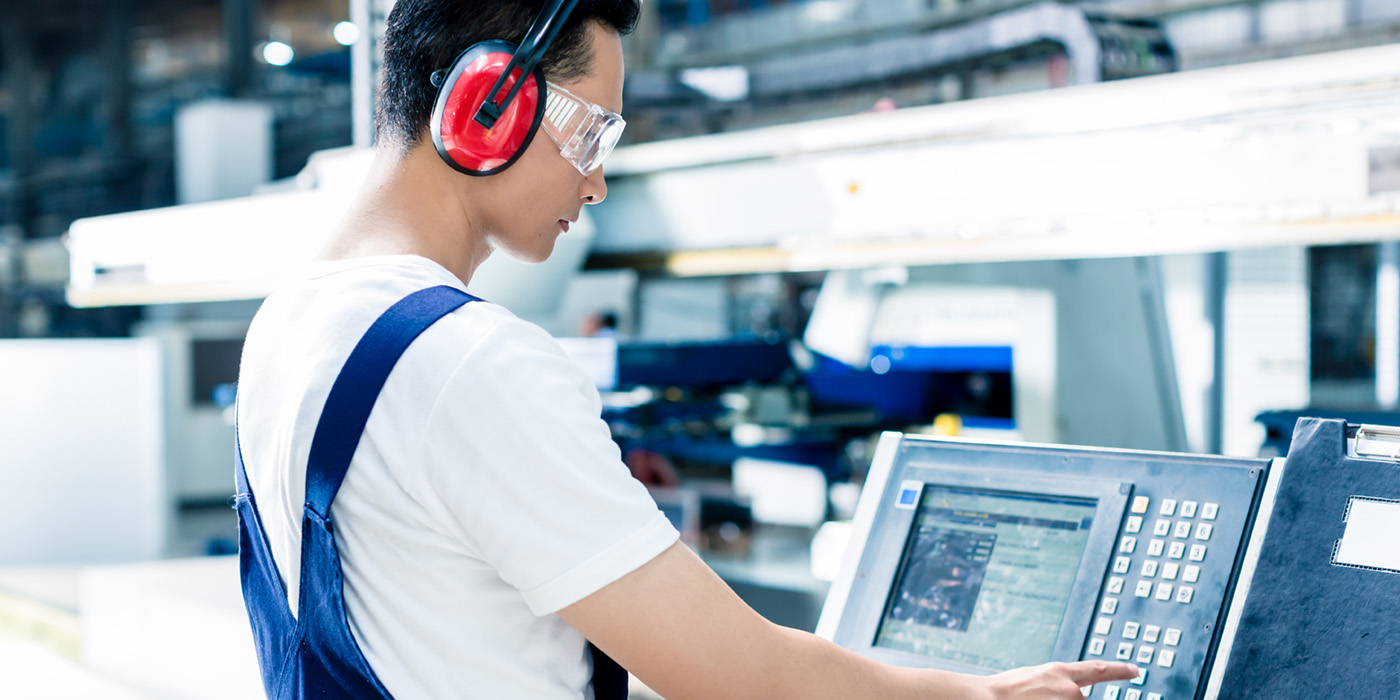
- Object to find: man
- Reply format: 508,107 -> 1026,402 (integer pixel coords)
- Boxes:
236,1 -> 1137,697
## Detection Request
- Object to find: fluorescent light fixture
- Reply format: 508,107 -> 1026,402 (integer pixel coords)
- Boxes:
680,65 -> 750,102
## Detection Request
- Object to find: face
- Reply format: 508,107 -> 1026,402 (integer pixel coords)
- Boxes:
477,22 -> 623,264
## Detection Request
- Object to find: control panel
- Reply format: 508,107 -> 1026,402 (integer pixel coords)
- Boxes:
817,433 -> 1271,700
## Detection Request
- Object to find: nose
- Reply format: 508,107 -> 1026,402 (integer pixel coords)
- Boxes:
580,167 -> 607,205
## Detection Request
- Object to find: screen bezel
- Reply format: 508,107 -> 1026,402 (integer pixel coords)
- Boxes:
833,464 -> 1130,674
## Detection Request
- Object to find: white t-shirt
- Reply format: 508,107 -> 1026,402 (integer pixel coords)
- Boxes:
236,255 -> 678,700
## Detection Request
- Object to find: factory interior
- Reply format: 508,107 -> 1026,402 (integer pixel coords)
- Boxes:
4,0 -> 1400,698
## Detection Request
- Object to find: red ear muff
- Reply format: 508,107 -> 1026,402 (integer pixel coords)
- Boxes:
431,40 -> 546,176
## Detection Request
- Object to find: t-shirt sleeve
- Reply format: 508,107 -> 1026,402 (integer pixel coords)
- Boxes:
414,318 -> 678,616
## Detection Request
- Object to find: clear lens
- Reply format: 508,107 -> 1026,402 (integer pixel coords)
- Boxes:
542,83 -> 626,175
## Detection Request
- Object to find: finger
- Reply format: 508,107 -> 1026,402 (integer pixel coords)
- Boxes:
1063,660 -> 1140,686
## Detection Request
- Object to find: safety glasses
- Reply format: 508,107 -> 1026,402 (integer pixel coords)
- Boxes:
540,82 -> 626,176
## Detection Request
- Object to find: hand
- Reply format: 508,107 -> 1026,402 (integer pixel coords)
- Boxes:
982,661 -> 1139,699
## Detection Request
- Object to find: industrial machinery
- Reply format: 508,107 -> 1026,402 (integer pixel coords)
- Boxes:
817,418 -> 1400,699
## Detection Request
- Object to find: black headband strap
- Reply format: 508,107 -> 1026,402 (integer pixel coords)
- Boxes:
474,0 -> 580,129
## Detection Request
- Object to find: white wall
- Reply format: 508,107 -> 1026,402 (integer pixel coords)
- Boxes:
0,340 -> 167,565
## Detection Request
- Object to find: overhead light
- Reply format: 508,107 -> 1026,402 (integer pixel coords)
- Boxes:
333,21 -> 360,47
261,41 -> 294,67
679,65 -> 749,102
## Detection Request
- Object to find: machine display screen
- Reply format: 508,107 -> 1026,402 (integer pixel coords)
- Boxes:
874,486 -> 1098,671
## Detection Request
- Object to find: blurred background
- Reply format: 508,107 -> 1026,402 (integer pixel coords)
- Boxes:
3,0 -> 1400,697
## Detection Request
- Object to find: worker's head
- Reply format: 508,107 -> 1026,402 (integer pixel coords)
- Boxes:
376,0 -> 639,262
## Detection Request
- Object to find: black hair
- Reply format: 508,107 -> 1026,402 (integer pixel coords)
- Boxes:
376,0 -> 640,150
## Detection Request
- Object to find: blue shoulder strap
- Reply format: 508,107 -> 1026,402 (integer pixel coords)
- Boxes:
303,285 -> 476,517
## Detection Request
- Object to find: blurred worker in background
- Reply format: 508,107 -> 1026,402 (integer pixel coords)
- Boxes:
235,1 -> 1136,698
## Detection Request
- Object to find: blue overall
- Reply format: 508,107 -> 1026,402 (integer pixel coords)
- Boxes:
234,285 -> 630,700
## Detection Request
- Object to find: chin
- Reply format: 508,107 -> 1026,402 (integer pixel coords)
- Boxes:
495,238 -> 556,265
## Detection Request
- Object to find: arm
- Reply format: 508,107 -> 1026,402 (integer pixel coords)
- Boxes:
560,542 -> 1137,700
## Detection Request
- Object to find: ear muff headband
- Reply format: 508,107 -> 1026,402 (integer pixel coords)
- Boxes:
431,41 -> 547,176
476,0 -> 580,129
429,0 -> 580,176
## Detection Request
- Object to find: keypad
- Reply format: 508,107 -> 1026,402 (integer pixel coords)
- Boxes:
1096,491 -> 1232,700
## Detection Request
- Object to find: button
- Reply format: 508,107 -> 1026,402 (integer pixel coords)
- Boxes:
1155,583 -> 1173,601
1158,649 -> 1175,668
1202,502 -> 1219,520
1147,694 -> 1163,700
1168,542 -> 1186,559
1195,523 -> 1213,541
1125,690 -> 1143,700
1132,496 -> 1150,514
1176,586 -> 1194,604
1159,499 -> 1177,516
1147,539 -> 1165,557
1108,577 -> 1125,594
1089,638 -> 1107,656
1181,501 -> 1198,518
1126,516 -> 1143,534
1161,562 -> 1179,580
1183,565 -> 1201,583
1153,519 -> 1171,537
1096,617 -> 1114,635
1120,537 -> 1138,554
1101,597 -> 1119,614
1114,556 -> 1132,574
1082,687 -> 1091,698
1173,521 -> 1193,539
1105,686 -> 1122,700
1164,628 -> 1182,646
1189,544 -> 1207,562
1141,560 -> 1159,577
1116,642 -> 1134,660
1136,646 -> 1154,664
1123,621 -> 1140,639
1135,581 -> 1153,598
1131,668 -> 1147,685
1142,625 -> 1161,643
